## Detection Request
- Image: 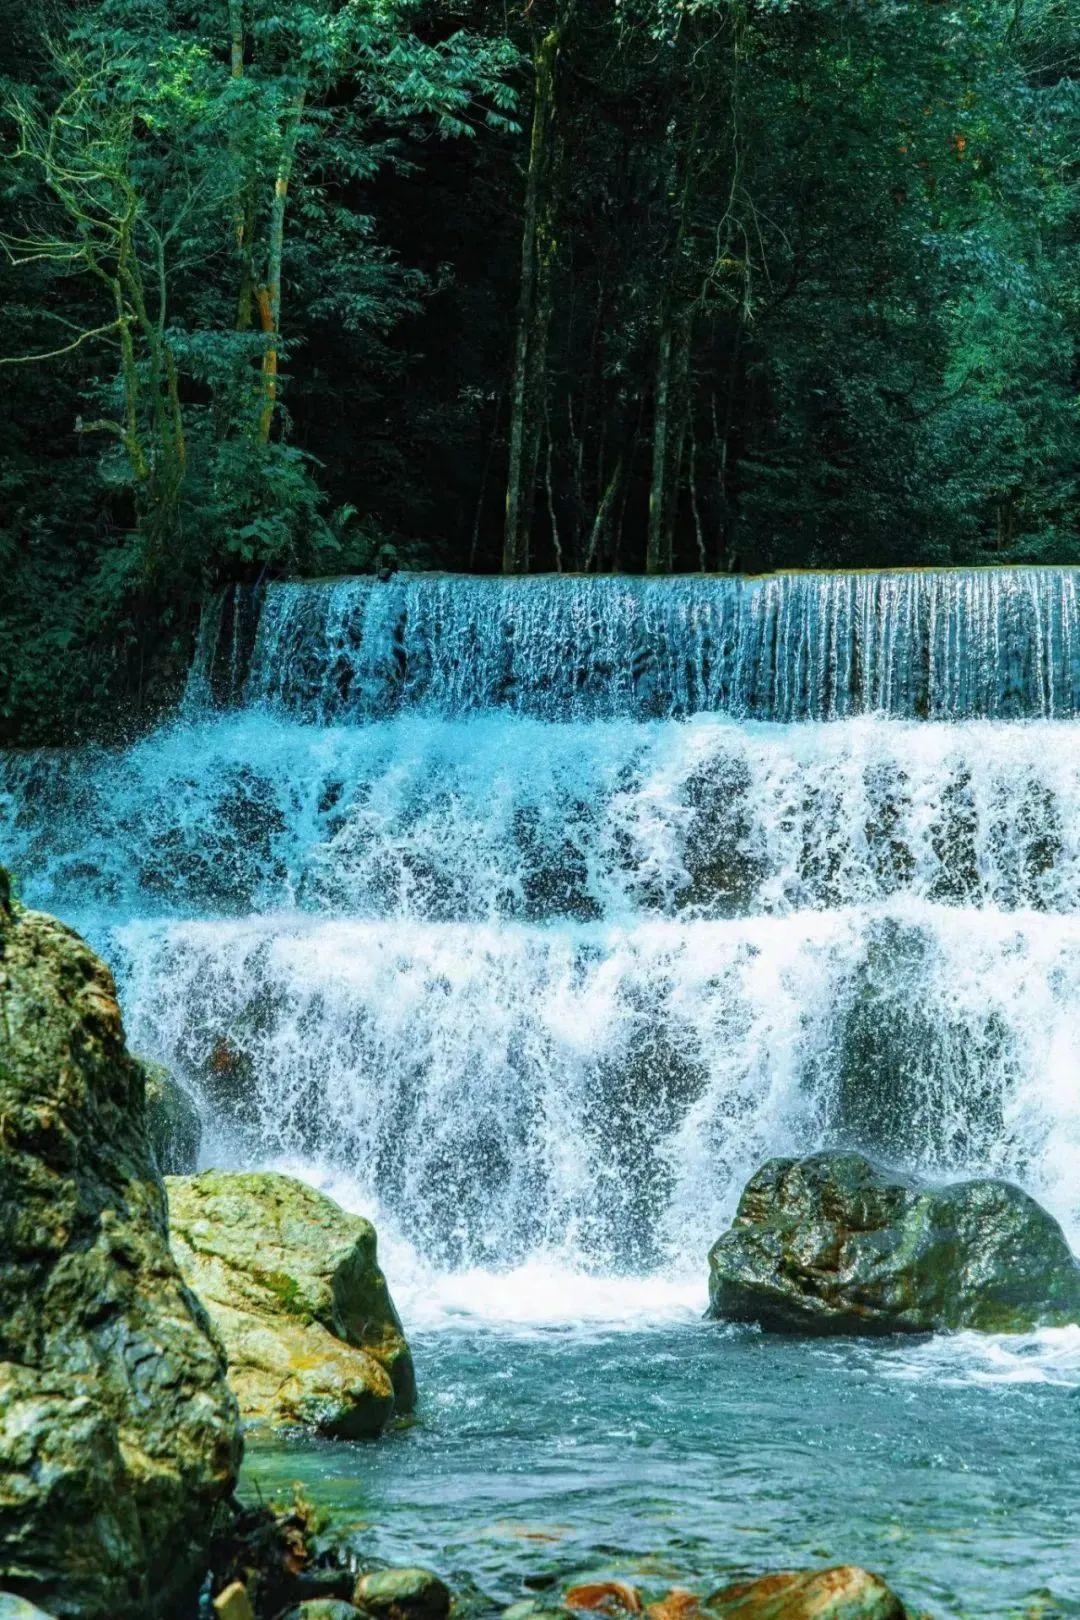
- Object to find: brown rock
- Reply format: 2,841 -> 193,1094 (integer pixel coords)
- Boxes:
647,1591 -> 703,1620
706,1567 -> 907,1620
565,1585 -> 642,1615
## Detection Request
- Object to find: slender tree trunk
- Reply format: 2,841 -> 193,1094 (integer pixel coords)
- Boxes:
646,84 -> 696,575
228,0 -> 244,78
646,318 -> 675,575
224,0 -> 262,442
647,310 -> 692,573
584,456 -> 622,573
258,87 -> 306,443
229,3 -> 253,327
503,25 -> 561,574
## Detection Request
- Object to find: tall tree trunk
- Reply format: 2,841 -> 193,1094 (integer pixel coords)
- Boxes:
646,310 -> 693,574
228,0 -> 244,78
225,0 -> 261,440
646,318 -> 676,575
646,81 -> 696,575
258,88 -> 306,443
503,24 -> 562,574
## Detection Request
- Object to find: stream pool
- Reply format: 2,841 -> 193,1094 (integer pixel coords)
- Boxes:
242,1313 -> 1080,1620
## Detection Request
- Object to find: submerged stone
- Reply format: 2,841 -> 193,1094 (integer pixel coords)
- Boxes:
708,1151 -> 1080,1335
167,1170 -> 414,1437
706,1567 -> 906,1620
565,1585 -> 642,1614
279,1604 -> 362,1620
0,894 -> 241,1618
141,1058 -> 202,1174
504,1604 -> 578,1620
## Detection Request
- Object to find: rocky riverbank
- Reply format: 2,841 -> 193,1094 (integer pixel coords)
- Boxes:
199,1492 -> 918,1620
0,880 -> 241,1618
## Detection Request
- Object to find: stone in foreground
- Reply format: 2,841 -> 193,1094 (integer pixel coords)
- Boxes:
0,1597 -> 60,1620
354,1569 -> 451,1620
708,1151 -> 1080,1335
706,1567 -> 906,1620
142,1057 -> 202,1173
0,893 -> 241,1619
167,1170 -> 415,1436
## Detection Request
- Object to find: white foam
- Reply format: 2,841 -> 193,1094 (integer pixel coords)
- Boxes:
877,1324 -> 1080,1388
266,1156 -> 705,1334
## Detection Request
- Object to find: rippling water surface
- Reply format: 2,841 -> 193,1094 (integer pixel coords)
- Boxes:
244,1308 -> 1080,1620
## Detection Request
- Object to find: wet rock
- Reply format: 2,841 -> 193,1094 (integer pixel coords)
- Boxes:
167,1171 -> 414,1437
646,1592 -> 702,1620
354,1568 -> 451,1620
565,1585 -> 642,1615
708,1151 -> 1080,1335
278,1604 -> 361,1620
705,1566 -> 906,1620
286,1571 -> 359,1604
0,894 -> 241,1618
214,1583 -> 257,1620
504,1604 -> 577,1620
141,1058 -> 202,1173
0,1597 -> 59,1620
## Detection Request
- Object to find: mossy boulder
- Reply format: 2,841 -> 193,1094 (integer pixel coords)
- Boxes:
142,1059 -> 202,1174
708,1151 -> 1080,1335
166,1171 -> 415,1437
0,893 -> 241,1619
354,1569 -> 450,1620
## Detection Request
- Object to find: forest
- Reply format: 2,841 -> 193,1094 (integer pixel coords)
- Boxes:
0,0 -> 1077,742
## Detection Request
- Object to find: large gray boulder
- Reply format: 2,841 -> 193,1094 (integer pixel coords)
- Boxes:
167,1171 -> 415,1437
0,886 -> 242,1619
708,1151 -> 1080,1335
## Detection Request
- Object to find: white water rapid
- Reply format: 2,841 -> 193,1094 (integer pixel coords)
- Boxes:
4,569 -> 1080,1330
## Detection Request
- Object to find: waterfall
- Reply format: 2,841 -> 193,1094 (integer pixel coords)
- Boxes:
190,568 -> 1080,721
4,568 -> 1080,1284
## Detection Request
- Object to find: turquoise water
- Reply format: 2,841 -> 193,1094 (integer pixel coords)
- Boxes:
243,1319 -> 1080,1619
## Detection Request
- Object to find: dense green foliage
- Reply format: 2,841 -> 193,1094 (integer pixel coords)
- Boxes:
0,0 -> 1077,739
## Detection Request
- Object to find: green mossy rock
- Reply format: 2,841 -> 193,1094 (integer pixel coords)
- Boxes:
354,1569 -> 451,1620
142,1059 -> 202,1174
708,1152 -> 1080,1335
705,1566 -> 907,1620
166,1171 -> 415,1437
0,893 -> 241,1619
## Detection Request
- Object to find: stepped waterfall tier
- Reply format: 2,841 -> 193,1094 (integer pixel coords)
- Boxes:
191,568 -> 1080,721
3,567 -> 1080,1615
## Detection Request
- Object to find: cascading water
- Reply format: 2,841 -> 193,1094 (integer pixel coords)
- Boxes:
4,567 -> 1080,1613
191,568 -> 1080,721
4,567 -> 1080,1283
